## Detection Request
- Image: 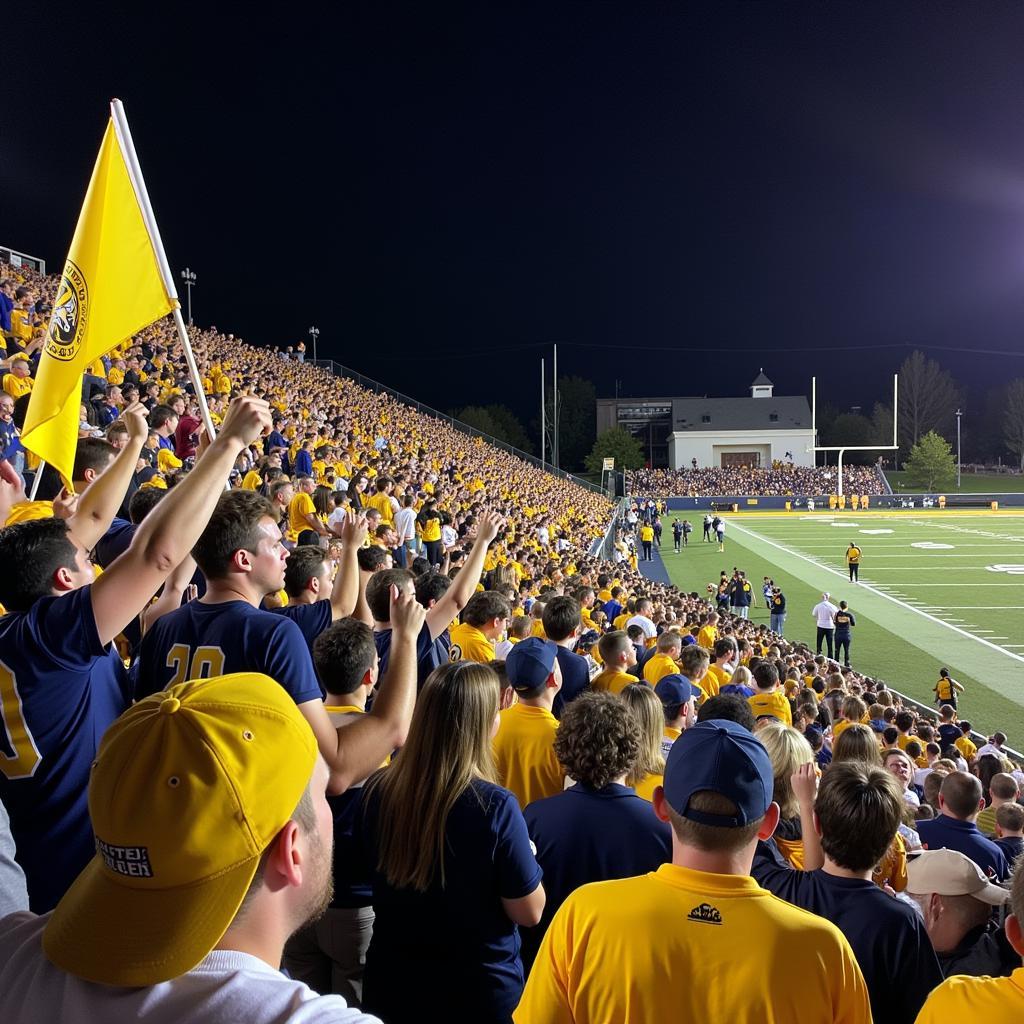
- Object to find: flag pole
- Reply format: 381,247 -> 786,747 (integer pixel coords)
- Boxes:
109,99 -> 217,443
28,461 -> 45,501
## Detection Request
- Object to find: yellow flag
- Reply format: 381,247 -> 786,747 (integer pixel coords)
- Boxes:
22,116 -> 177,487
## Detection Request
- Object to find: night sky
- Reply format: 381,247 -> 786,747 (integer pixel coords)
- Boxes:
6,4 -> 1024,424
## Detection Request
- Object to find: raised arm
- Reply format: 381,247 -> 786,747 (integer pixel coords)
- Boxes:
328,510 -> 368,621
298,585 -> 425,793
791,763 -> 823,871
88,396 -> 272,646
426,508 -> 504,639
68,402 -> 148,548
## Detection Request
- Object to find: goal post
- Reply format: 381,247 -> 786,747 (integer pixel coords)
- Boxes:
811,374 -> 898,496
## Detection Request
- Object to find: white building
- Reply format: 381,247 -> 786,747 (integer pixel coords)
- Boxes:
596,372 -> 816,470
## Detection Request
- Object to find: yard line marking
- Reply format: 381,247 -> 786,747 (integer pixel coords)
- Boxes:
938,606 -> 1024,610
727,520 -> 1024,667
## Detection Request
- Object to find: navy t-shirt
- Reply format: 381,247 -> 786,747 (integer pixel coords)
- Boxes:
521,783 -> 671,970
358,778 -> 542,1023
135,600 -> 322,706
916,815 -> 1010,881
937,723 -> 962,749
0,586 -> 129,912
271,600 -> 333,655
752,841 -> 943,1024
552,647 -> 590,718
374,621 -> 447,690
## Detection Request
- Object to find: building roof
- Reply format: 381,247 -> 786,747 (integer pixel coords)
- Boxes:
751,370 -> 773,387
671,395 -> 811,432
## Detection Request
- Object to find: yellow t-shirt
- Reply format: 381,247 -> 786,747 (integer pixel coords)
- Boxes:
364,492 -> 394,524
696,626 -> 717,650
831,719 -> 854,744
515,864 -> 872,1024
3,373 -> 33,399
288,491 -> 317,536
747,690 -> 793,726
590,668 -> 638,695
530,619 -> 548,639
419,514 -> 441,543
703,664 -> 730,697
640,525 -> 654,542
449,622 -> 496,664
915,968 -> 1024,1024
643,653 -> 680,686
633,772 -> 664,803
242,469 -> 262,491
955,735 -> 977,761
493,703 -> 562,809
661,726 -> 682,759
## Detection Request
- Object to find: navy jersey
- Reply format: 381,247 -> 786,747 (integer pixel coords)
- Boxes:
552,648 -> 590,719
271,600 -> 333,655
135,600 -> 322,706
374,621 -> 447,690
0,586 -> 130,912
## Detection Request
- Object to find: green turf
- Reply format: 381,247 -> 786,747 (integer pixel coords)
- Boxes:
887,471 -> 1024,494
659,513 -> 1024,739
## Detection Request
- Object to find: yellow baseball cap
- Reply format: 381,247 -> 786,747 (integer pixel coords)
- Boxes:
43,673 -> 318,986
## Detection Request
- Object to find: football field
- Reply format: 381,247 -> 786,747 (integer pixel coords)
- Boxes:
659,512 -> 1024,739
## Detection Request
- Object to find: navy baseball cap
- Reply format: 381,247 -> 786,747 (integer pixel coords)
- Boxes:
506,637 -> 558,692
654,674 -> 698,707
663,720 -> 773,827
680,634 -> 697,647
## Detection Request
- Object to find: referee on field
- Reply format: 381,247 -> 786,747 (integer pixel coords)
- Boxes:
846,541 -> 862,583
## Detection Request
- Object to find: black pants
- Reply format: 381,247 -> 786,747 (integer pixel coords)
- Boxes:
703,526 -> 711,541
674,537 -> 681,552
642,541 -> 653,560
836,634 -> 851,666
424,539 -> 443,566
849,563 -> 859,581
816,627 -> 834,658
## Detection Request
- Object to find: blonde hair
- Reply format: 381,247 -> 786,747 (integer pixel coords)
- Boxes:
759,725 -> 814,818
731,665 -> 753,689
621,683 -> 666,787
366,661 -> 500,891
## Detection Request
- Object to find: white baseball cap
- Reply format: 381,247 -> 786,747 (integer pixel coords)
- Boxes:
907,849 -> 1009,905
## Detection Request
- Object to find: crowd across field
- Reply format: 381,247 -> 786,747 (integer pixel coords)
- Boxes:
628,462 -> 887,497
0,260 -> 1022,1023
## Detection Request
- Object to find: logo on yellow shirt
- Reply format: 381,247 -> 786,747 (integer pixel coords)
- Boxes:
47,260 -> 89,361
687,903 -> 722,925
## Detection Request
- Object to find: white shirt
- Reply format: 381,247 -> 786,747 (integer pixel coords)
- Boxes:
327,507 -> 349,533
0,912 -> 379,1023
626,614 -> 657,640
393,507 -> 416,543
976,743 -> 1005,761
536,526 -> 550,546
441,524 -> 458,549
812,600 -> 838,628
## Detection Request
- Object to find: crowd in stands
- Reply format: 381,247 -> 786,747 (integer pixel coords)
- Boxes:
628,461 -> 887,497
0,259 -> 1022,1022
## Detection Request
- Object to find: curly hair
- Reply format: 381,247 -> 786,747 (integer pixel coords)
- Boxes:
553,691 -> 641,790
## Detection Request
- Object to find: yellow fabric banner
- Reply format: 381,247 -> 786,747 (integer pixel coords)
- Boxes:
21,117 -> 176,487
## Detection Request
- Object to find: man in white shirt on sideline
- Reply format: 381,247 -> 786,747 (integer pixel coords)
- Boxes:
811,591 -> 839,660
0,673 -> 380,1024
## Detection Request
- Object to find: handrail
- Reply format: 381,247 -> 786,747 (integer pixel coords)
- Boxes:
306,358 -> 605,494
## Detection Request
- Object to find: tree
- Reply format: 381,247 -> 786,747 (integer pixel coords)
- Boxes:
903,430 -> 956,491
454,404 -> 532,454
1004,378 -> 1024,470
823,413 -> 875,463
584,427 -> 645,474
544,375 -> 597,471
897,350 -> 962,451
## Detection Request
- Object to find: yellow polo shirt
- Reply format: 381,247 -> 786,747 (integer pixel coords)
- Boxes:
590,667 -> 638,695
493,702 -> 562,809
633,772 -> 663,803
449,622 -> 495,664
915,968 -> 1024,1024
288,491 -> 317,536
703,663 -> 730,697
696,625 -> 717,649
643,653 -> 680,686
748,690 -> 793,725
515,864 -> 871,1024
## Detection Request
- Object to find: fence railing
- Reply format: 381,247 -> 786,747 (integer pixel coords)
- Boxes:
589,496 -> 629,558
307,358 -> 605,494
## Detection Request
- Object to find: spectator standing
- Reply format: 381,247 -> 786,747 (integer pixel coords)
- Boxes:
515,720 -> 872,1024
845,541 -> 861,583
543,595 -> 590,717
770,585 -> 787,634
833,600 -> 856,668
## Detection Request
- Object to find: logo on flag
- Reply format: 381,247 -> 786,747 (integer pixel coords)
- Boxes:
46,259 -> 89,361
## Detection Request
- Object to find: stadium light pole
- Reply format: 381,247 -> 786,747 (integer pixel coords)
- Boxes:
180,267 -> 196,325
540,357 -> 546,469
553,343 -> 559,470
308,325 -> 320,364
956,408 -> 962,490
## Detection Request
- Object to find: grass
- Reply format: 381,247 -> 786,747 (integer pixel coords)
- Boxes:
658,512 -> 1024,740
887,471 -> 1024,494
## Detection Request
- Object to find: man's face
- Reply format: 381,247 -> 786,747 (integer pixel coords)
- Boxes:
108,387 -> 123,407
0,396 -> 13,422
296,757 -> 335,928
885,754 -> 912,788
12,361 -> 29,378
301,478 -> 316,494
249,516 -> 289,594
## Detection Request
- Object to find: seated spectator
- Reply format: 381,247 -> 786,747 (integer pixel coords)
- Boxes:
976,773 -> 1021,837
515,720 -> 872,1023
642,629 -> 682,685
358,661 -> 544,1023
520,691 -> 671,972
917,773 -> 1011,882
748,660 -> 793,725
0,674 -> 375,1022
493,637 -> 564,809
907,849 -> 1017,980
996,804 -> 1024,867
753,761 -> 942,1024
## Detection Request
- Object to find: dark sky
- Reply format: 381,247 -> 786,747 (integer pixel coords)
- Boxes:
5,3 -> 1024,425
